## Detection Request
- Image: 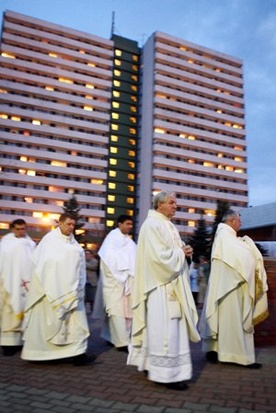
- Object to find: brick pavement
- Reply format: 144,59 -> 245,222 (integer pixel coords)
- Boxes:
0,318 -> 275,413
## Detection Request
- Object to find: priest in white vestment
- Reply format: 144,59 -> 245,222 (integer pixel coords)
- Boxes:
93,215 -> 137,351
0,219 -> 36,356
21,213 -> 93,365
127,191 -> 200,391
199,209 -> 269,369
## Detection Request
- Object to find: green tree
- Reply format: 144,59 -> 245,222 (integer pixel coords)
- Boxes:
62,195 -> 85,240
211,200 -> 230,240
189,216 -> 211,262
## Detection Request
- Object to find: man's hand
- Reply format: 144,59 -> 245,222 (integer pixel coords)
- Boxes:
183,245 -> 193,257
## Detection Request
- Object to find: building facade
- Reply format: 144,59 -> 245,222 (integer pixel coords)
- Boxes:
0,11 -> 248,243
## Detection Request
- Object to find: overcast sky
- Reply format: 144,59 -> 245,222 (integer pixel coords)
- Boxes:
1,0 -> 275,207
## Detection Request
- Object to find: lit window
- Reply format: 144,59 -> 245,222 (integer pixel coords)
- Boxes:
114,59 -> 121,66
131,95 -> 137,102
86,84 -> 94,89
111,135 -> 118,142
91,179 -> 103,184
18,169 -> 26,174
0,113 -> 8,119
111,124 -> 119,131
11,116 -> 21,122
188,159 -> 195,164
84,106 -> 93,111
131,75 -> 138,82
154,128 -> 165,134
109,171 -> 117,177
217,165 -> 223,169
225,166 -> 234,171
108,195 -> 115,202
127,173 -> 135,180
20,156 -> 28,162
188,135 -> 195,140
32,119 -> 41,125
128,162 -> 135,168
24,197 -> 33,203
85,95 -> 92,99
58,77 -> 73,84
109,158 -> 117,165
0,223 -> 9,229
48,53 -> 58,58
79,50 -> 86,54
131,85 -> 137,91
234,169 -> 244,173
188,221 -> 195,227
127,197 -> 134,204
55,201 -> 64,207
49,186 -> 61,192
112,112 -> 119,119
107,220 -> 114,227
114,69 -> 121,76
179,133 -> 186,138
130,116 -> 136,123
127,210 -> 134,216
128,150 -> 135,157
130,106 -> 137,113
45,86 -> 54,91
108,182 -> 116,189
113,91 -> 120,98
68,188 -> 75,194
187,59 -> 194,64
129,128 -> 136,134
112,102 -> 120,108
87,63 -> 96,67
203,162 -> 214,167
127,185 -> 134,192
217,153 -> 223,158
188,208 -> 195,213
129,139 -> 136,146
132,55 -> 138,61
234,157 -> 243,162
110,147 -> 118,154
204,209 -> 215,217
113,80 -> 121,87
107,207 -> 115,214
51,161 -> 67,167
115,49 -> 122,56
33,212 -> 43,218
1,52 -> 15,58
132,65 -> 138,71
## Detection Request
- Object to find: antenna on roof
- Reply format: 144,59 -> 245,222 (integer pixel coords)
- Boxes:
111,11 -> 115,38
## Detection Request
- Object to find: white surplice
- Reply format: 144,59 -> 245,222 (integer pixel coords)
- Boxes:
21,228 -> 89,361
93,227 -> 137,347
0,233 -> 36,346
199,223 -> 269,365
127,210 -> 200,383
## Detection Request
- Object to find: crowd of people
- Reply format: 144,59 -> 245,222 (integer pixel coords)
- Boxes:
0,191 -> 269,390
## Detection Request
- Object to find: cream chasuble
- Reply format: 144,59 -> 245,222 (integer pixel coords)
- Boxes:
127,210 -> 200,384
93,227 -> 137,347
0,233 -> 36,346
21,228 -> 89,361
199,223 -> 268,365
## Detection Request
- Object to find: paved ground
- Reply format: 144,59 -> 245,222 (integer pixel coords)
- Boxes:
0,317 -> 275,413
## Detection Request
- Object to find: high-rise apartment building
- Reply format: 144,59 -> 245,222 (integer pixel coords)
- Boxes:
137,32 -> 248,236
0,11 -> 248,243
